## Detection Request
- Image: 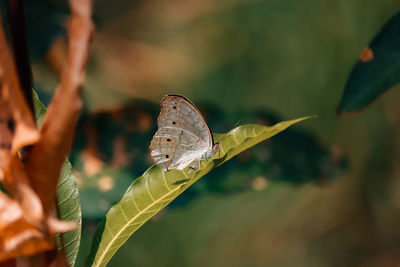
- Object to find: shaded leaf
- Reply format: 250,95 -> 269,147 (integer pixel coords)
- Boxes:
56,162 -> 81,266
338,11 -> 400,115
86,117 -> 310,267
34,91 -> 82,266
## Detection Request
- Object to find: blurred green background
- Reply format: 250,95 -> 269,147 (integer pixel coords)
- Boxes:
27,0 -> 400,266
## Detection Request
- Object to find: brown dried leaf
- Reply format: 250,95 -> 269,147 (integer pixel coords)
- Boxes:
0,192 -> 53,262
0,22 -> 39,156
25,0 -> 93,215
3,156 -> 43,223
0,0 -> 93,262
0,13 -> 52,261
46,217 -> 78,234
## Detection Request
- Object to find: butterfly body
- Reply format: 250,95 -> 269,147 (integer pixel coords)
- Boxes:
150,95 -> 219,172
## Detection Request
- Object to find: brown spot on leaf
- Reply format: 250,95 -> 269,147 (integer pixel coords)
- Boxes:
359,47 -> 374,62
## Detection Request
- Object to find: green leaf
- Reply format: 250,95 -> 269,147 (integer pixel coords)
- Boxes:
33,91 -> 47,125
338,11 -> 400,115
86,117 -> 310,267
33,91 -> 82,266
56,162 -> 82,266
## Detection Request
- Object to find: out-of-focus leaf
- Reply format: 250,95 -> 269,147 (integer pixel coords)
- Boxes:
56,162 -> 81,266
33,91 -> 82,266
338,11 -> 400,115
33,91 -> 47,125
85,117 -> 310,267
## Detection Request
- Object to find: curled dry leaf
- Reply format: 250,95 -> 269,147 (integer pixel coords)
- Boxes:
0,191 -> 52,262
25,0 -> 93,217
0,0 -> 93,262
0,16 -> 49,261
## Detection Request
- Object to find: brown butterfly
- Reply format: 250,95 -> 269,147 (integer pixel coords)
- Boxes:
150,95 -> 220,172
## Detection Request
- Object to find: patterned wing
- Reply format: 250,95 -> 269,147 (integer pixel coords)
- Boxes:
150,127 -> 206,171
158,95 -> 213,148
150,95 -> 213,171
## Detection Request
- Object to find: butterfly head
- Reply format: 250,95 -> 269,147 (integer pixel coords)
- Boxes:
203,142 -> 220,160
212,142 -> 220,153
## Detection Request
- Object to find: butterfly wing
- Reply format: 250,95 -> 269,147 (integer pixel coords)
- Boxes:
150,127 -> 207,171
150,95 -> 213,171
158,95 -> 213,147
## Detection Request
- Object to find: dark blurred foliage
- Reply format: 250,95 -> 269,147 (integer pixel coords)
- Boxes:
24,0 -> 69,61
0,0 -> 69,61
338,11 -> 400,114
70,100 -> 347,219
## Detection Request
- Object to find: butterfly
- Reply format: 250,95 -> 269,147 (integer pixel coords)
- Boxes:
150,94 -> 220,172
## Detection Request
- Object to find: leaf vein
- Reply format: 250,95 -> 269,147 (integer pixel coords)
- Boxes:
93,186 -> 181,266
161,171 -> 172,192
145,176 -> 156,201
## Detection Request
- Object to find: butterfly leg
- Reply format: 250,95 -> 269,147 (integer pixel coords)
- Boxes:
161,163 -> 170,172
188,159 -> 201,173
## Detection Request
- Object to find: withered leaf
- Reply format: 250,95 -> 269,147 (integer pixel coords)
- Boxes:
0,0 -> 93,263
0,191 -> 52,262
25,0 -> 93,216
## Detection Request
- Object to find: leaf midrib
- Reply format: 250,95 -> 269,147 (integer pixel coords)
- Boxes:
93,185 -> 181,266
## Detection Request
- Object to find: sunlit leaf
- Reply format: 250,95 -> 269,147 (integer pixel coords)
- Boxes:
86,117 -> 310,267
33,91 -> 82,266
338,11 -> 400,115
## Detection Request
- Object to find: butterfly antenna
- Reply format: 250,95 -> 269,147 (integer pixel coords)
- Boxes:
215,120 -> 242,144
232,120 -> 242,128
216,133 -> 229,144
